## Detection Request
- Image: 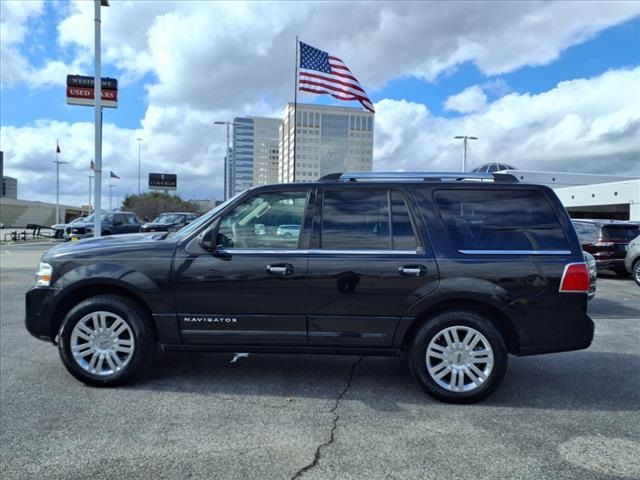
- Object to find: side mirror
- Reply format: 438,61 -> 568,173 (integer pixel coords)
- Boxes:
200,218 -> 220,251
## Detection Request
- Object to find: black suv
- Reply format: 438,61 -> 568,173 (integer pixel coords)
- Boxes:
67,211 -> 141,240
26,172 -> 593,403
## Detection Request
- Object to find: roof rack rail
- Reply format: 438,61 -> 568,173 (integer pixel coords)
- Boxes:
318,172 -> 519,183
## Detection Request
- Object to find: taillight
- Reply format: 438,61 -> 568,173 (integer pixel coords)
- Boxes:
559,263 -> 590,293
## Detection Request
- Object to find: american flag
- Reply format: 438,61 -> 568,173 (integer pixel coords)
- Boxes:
298,41 -> 374,113
90,160 -> 96,171
110,170 -> 120,179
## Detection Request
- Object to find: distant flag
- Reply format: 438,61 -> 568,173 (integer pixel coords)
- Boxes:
110,171 -> 120,179
298,41 -> 374,113
90,160 -> 96,171
56,141 -> 61,154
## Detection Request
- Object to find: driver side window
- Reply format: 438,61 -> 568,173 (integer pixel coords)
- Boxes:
218,191 -> 308,250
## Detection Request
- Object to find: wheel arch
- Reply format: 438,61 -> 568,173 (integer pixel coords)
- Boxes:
399,299 -> 520,354
50,283 -> 156,342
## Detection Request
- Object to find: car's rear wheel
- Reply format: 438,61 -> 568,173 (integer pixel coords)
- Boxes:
633,260 -> 640,286
409,310 -> 507,403
58,295 -> 155,387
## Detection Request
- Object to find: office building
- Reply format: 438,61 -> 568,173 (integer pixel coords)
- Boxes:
227,117 -> 281,197
279,103 -> 374,183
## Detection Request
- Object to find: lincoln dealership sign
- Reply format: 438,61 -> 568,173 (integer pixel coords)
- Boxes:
149,173 -> 177,191
66,75 -> 118,108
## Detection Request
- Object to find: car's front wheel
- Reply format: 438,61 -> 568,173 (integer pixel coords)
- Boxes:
409,310 -> 507,403
58,295 -> 156,387
633,259 -> 640,287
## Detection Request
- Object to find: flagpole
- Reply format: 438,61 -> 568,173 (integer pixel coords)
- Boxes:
292,36 -> 299,183
56,140 -> 60,224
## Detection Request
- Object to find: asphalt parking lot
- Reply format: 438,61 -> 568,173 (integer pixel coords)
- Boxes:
1,242 -> 639,480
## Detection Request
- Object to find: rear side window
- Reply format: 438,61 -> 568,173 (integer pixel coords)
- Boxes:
602,225 -> 639,242
572,222 -> 599,244
434,189 -> 569,252
320,189 -> 419,250
321,190 -> 390,249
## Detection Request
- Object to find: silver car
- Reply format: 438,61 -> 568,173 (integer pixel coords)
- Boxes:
624,234 -> 640,286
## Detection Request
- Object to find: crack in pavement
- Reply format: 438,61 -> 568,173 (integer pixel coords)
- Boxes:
291,356 -> 364,479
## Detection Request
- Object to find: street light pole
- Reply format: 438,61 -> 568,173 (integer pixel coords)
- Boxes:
94,0 -> 109,237
54,159 -> 69,224
214,121 -> 241,200
453,135 -> 478,172
136,137 -> 143,194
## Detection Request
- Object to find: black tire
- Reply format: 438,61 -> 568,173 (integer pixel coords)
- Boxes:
58,295 -> 156,387
633,260 -> 640,287
284,232 -> 292,239
408,310 -> 507,403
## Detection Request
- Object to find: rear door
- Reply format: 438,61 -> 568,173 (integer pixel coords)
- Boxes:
305,186 -> 439,346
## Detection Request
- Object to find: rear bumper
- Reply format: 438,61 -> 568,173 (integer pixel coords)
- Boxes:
25,287 -> 59,343
518,314 -> 594,356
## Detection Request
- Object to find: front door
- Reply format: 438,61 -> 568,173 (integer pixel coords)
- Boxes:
172,189 -> 312,345
306,187 -> 439,346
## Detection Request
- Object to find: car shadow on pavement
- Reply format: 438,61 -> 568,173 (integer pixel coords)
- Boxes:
588,298 -> 640,318
130,349 -> 639,412
489,351 -> 640,411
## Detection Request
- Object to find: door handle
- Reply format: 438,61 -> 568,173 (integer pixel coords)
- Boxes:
399,265 -> 426,277
266,264 -> 294,276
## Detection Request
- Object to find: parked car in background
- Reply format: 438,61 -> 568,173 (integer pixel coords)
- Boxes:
624,234 -> 640,286
68,211 -> 141,240
276,224 -> 300,239
52,217 -> 85,239
583,251 -> 597,299
141,212 -> 199,233
572,219 -> 640,276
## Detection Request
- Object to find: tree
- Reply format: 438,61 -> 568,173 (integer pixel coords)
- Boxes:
121,192 -> 203,221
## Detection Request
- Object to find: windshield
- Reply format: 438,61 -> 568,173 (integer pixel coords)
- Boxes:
153,214 -> 184,224
170,193 -> 243,241
80,213 -> 113,223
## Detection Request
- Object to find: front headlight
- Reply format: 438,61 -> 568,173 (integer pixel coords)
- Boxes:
35,262 -> 53,287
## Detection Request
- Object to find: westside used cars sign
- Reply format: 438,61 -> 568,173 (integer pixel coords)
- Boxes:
66,75 -> 118,108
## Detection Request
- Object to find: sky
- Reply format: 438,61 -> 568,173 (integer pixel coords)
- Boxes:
1,0 -> 639,208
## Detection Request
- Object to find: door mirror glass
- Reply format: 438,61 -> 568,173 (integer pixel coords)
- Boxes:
200,218 -> 221,251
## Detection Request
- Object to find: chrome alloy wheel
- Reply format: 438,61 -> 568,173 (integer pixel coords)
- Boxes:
634,262 -> 640,285
70,311 -> 135,377
426,326 -> 494,393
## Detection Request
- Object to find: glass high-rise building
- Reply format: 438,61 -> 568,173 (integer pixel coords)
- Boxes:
279,103 -> 374,183
227,117 -> 281,197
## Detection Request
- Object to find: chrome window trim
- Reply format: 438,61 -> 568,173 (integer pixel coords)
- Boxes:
458,249 -> 571,255
216,249 -> 419,255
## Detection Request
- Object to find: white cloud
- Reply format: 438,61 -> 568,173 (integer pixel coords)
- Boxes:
3,67 -> 638,208
43,1 -> 640,106
374,67 -> 640,175
444,85 -> 488,114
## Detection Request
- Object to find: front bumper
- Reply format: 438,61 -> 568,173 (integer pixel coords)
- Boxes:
25,287 -> 59,342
